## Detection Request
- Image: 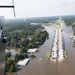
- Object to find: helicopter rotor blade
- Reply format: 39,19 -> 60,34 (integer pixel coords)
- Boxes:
12,0 -> 16,17
0,6 -> 14,8
13,7 -> 16,17
0,0 -> 16,17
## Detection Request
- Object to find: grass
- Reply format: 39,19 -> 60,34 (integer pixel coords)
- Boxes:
63,51 -> 67,58
42,23 -> 50,26
45,51 -> 51,60
54,24 -> 60,29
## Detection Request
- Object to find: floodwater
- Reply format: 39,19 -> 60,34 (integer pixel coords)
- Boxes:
10,25 -> 75,75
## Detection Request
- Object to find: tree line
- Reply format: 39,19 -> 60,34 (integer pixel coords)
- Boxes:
62,15 -> 75,35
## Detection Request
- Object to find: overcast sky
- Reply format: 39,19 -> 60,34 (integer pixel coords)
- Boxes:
0,0 -> 75,19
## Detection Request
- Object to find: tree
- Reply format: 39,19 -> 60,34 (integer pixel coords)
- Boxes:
5,62 -> 10,72
18,53 -> 25,60
14,53 -> 28,61
20,39 -> 29,47
24,53 -> 28,58
5,57 -> 16,72
30,53 -> 35,58
9,64 -> 16,72
5,52 -> 12,59
6,41 -> 11,46
20,47 -> 27,53
14,54 -> 19,61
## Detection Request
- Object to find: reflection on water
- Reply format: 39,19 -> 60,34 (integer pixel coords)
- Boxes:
62,32 -> 65,50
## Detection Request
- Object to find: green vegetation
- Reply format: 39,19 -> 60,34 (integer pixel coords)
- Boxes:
5,52 -> 11,60
3,21 -> 48,49
30,53 -> 35,59
72,23 -> 75,35
42,23 -> 50,26
5,57 -> 17,72
54,24 -> 60,29
45,51 -> 51,60
62,16 -> 75,35
62,16 -> 75,26
20,47 -> 27,53
5,51 -> 28,72
73,43 -> 75,47
63,51 -> 67,58
73,40 -> 75,47
31,31 -> 49,46
62,16 -> 75,48
14,53 -> 28,62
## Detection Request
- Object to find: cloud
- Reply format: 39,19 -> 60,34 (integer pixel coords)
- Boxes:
15,0 -> 75,8
14,0 -> 75,18
46,0 -> 75,6
0,0 -> 75,18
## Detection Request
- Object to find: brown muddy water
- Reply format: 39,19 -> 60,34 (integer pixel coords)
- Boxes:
7,25 -> 75,75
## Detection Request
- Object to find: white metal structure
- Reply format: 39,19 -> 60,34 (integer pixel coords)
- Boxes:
27,48 -> 37,53
17,59 -> 30,66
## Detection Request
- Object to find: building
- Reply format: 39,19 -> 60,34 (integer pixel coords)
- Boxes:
17,59 -> 30,66
27,48 -> 37,53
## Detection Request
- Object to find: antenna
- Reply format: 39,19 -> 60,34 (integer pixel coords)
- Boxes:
0,0 -> 16,17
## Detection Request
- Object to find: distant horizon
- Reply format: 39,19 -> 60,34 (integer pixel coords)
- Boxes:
4,14 -> 75,20
0,0 -> 75,19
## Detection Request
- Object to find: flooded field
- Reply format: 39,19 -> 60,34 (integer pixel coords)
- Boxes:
9,25 -> 75,75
